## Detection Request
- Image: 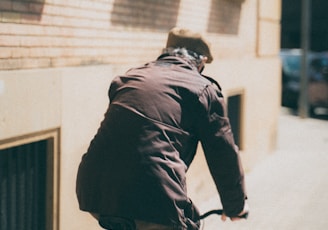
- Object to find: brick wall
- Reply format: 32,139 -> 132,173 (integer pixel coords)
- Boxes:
0,0 -> 176,70
0,0 -> 257,70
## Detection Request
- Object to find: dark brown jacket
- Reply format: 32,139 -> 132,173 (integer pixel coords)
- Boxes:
76,56 -> 246,229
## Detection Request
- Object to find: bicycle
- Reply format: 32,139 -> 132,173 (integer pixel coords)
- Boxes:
98,209 -> 248,230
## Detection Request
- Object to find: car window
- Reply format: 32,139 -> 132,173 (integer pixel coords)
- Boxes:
282,55 -> 301,74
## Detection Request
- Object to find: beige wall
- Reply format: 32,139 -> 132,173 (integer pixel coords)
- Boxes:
0,66 -> 113,229
0,0 -> 281,229
60,66 -> 114,229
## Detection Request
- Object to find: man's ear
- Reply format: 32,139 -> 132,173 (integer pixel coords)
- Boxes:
198,56 -> 208,72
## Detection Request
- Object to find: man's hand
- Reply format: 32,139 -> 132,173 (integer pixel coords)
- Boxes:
221,202 -> 249,222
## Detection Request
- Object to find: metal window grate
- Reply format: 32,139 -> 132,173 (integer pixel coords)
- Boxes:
0,140 -> 47,230
227,94 -> 242,149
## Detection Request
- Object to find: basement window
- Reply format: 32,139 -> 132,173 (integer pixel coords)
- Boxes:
0,130 -> 59,230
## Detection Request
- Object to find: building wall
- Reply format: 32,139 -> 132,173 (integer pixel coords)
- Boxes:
0,0 -> 281,229
0,0 -> 280,69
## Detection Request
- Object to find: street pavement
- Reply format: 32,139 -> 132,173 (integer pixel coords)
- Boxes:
194,108 -> 328,230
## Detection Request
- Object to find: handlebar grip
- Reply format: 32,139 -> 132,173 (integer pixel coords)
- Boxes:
237,212 -> 249,219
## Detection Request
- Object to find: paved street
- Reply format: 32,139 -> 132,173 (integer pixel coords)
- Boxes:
191,109 -> 328,230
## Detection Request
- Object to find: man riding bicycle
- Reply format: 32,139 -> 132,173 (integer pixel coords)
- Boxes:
76,27 -> 248,230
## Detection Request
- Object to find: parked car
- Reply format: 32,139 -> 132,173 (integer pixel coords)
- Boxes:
280,49 -> 328,114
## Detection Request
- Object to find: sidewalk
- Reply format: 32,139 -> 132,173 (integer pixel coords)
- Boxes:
199,109 -> 328,230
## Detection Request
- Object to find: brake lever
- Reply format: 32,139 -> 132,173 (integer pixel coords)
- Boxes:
199,209 -> 223,219
199,209 -> 249,220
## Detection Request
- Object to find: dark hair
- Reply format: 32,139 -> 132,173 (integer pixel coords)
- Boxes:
159,47 -> 204,69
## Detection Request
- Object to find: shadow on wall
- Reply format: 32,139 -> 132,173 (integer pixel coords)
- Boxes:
111,0 -> 180,31
207,0 -> 245,35
0,0 -> 45,21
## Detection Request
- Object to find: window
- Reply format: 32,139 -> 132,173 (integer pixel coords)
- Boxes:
0,130 -> 59,230
227,93 -> 243,149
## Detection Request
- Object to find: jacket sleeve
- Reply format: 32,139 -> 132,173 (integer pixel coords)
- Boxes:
197,84 -> 247,217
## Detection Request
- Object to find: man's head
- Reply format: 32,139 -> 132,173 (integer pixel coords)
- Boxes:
165,27 -> 213,64
160,47 -> 207,73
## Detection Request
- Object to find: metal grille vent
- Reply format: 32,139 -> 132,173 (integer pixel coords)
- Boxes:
0,140 -> 47,230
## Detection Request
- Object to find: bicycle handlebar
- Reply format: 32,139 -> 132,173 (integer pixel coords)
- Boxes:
199,209 -> 249,220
